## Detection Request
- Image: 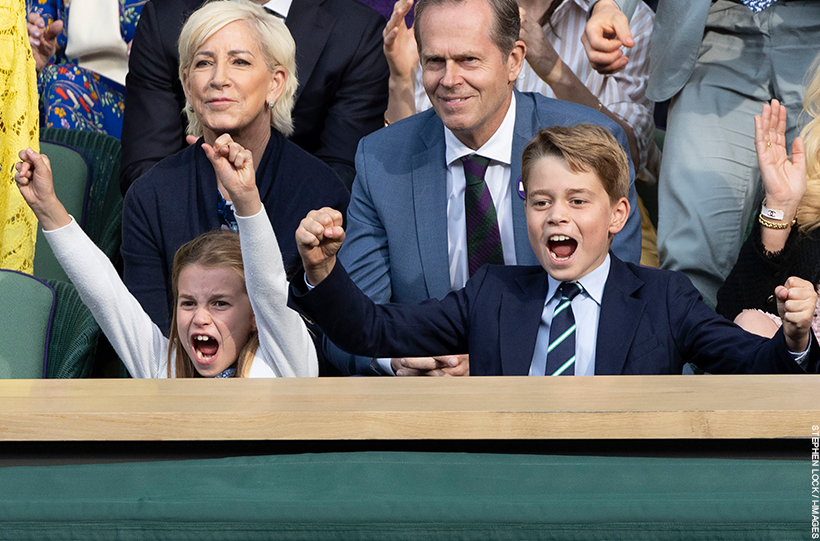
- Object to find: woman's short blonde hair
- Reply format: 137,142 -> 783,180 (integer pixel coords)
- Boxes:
178,0 -> 298,137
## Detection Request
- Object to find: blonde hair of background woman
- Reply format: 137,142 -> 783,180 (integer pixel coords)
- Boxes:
178,0 -> 298,138
798,53 -> 820,234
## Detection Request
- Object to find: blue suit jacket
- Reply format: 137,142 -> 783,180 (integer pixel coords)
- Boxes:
293,255 -> 819,376
330,91 -> 642,375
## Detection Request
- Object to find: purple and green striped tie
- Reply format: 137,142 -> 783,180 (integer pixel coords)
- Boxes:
545,281 -> 584,376
462,154 -> 504,276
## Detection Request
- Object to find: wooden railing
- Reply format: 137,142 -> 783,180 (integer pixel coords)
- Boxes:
0,375 -> 817,441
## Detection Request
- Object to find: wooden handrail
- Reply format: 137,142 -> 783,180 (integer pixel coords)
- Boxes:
0,375 -> 817,441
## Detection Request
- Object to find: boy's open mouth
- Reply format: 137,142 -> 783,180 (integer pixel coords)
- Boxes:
548,234 -> 578,261
192,334 -> 219,362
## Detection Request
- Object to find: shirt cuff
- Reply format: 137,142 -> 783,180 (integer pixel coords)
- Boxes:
40,215 -> 76,233
375,357 -> 396,376
789,343 -> 811,370
233,206 -> 265,220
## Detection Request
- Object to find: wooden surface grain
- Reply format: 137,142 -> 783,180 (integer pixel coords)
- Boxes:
0,375 -> 817,441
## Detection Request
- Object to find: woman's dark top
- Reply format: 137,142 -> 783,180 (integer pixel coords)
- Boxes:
122,129 -> 350,334
717,223 -> 820,321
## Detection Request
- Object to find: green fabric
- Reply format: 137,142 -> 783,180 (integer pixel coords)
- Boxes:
44,279 -> 99,379
0,271 -> 54,378
40,128 -> 123,261
32,142 -> 89,283
0,452 -> 806,540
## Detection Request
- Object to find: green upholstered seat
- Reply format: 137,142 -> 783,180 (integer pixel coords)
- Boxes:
32,142 -> 89,283
0,270 -> 55,378
44,279 -> 100,379
40,129 -> 123,262
0,270 -> 99,379
0,452 -> 807,539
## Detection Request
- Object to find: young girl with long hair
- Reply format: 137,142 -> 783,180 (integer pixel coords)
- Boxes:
15,134 -> 318,378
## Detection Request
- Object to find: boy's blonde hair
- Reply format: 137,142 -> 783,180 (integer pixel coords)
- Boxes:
521,124 -> 629,203
178,0 -> 298,137
167,230 -> 258,378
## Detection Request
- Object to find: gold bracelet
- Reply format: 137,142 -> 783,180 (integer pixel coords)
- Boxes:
758,214 -> 796,230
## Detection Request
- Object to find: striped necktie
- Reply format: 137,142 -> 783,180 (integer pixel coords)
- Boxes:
741,0 -> 777,13
545,281 -> 584,376
461,154 -> 504,276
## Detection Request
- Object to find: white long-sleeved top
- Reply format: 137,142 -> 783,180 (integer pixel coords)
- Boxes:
44,208 -> 318,378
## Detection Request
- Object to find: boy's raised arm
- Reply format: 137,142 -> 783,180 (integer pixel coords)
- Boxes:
295,207 -> 346,286
775,276 -> 818,354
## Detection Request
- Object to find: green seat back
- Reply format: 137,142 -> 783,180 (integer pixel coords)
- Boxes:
32,141 -> 90,283
40,129 -> 123,261
44,279 -> 100,378
0,270 -> 55,378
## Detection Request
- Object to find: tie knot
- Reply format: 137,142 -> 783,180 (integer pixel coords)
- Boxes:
461,154 -> 490,185
559,281 -> 583,301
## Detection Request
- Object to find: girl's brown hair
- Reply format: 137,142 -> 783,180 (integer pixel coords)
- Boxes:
166,229 -> 259,378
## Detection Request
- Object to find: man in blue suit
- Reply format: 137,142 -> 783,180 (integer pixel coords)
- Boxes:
329,0 -> 642,376
291,124 -> 818,377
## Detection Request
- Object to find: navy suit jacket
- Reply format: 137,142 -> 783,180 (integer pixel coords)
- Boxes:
293,255 -> 819,376
119,0 -> 388,191
329,90 -> 642,375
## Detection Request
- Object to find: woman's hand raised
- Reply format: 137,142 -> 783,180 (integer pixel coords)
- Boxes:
755,99 -> 806,219
203,134 -> 262,217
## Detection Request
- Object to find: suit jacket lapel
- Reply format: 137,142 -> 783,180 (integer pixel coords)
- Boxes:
285,0 -> 332,102
512,91 -> 537,266
500,270 -> 548,375
412,115 -> 451,300
595,255 -> 645,374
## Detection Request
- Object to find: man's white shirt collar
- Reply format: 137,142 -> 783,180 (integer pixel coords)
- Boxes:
263,0 -> 292,17
444,92 -> 516,167
234,0 -> 292,18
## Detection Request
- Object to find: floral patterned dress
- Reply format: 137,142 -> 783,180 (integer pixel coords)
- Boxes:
26,0 -> 143,138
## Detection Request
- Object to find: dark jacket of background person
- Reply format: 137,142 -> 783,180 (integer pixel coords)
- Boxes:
119,0 -> 389,193
122,130 -> 350,336
717,226 -> 820,321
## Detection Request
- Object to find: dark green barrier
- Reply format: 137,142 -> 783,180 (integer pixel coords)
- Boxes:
0,452 -> 807,540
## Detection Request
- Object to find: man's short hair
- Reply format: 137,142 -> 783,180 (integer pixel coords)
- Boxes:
521,124 -> 630,203
414,0 -> 520,58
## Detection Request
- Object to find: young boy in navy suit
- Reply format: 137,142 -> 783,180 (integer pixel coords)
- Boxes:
290,125 -> 819,376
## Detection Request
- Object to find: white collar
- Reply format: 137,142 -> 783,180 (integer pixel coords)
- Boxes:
546,253 -> 611,306
263,0 -> 292,17
237,0 -> 292,18
444,92 -> 516,167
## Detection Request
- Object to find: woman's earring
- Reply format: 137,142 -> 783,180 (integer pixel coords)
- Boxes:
268,101 -> 275,110
187,103 -> 194,112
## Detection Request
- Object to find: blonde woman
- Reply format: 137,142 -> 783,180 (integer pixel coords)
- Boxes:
717,64 -> 820,340
121,0 -> 348,335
